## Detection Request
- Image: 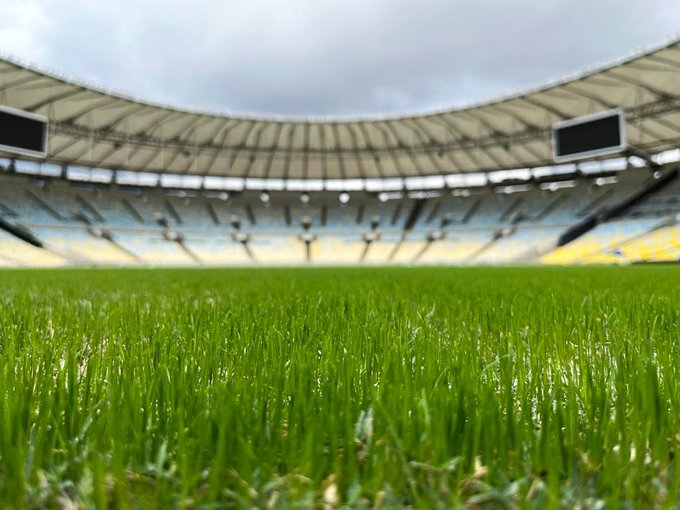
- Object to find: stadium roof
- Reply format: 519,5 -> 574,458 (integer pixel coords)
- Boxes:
1,38 -> 680,180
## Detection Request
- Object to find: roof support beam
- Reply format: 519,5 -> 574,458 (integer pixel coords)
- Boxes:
262,123 -> 285,179
301,123 -> 311,180
490,103 -> 545,130
100,104 -> 157,132
121,111 -> 197,168
318,124 -> 328,181
604,70 -> 672,98
471,106 -> 547,165
421,116 -> 479,171
61,96 -> 126,124
646,54 -> 680,69
329,124 -> 347,180
408,117 -> 462,173
281,124 -> 298,180
625,61 -> 680,73
226,121 -> 261,178
518,95 -> 570,120
49,137 -> 84,159
240,122 -> 272,179
457,112 -> 521,169
202,120 -> 242,175
343,124 -> 368,179
356,123 -> 385,178
0,74 -> 44,93
23,88 -> 90,112
386,120 -> 440,174
374,122 -> 407,177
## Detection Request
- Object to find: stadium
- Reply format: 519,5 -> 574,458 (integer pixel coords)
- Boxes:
2,40 -> 680,266
0,6 -> 679,508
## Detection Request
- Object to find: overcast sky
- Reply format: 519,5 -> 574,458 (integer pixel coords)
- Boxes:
0,0 -> 678,118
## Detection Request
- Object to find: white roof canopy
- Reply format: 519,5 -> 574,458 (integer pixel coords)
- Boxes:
1,38 -> 680,179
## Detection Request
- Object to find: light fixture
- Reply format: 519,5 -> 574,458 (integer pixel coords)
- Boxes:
300,192 -> 310,204
339,192 -> 350,204
260,191 -> 270,203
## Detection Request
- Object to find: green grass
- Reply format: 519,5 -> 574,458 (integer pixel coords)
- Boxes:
0,266 -> 678,508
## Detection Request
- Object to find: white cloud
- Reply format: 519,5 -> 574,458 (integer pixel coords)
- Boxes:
0,0 -> 50,62
0,0 -> 679,116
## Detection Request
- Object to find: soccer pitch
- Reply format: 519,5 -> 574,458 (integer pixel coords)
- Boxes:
0,267 -> 678,508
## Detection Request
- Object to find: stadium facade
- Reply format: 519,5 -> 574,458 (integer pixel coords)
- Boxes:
1,39 -> 680,266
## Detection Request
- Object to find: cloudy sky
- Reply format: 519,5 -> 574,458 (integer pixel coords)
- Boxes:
0,0 -> 678,118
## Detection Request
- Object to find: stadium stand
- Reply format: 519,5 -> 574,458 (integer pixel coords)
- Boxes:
0,165 -> 679,266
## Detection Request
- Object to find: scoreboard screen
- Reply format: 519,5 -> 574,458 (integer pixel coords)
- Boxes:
553,109 -> 625,162
0,105 -> 48,158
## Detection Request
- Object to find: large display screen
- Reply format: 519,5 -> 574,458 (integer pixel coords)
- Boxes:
553,109 -> 625,162
0,105 -> 48,157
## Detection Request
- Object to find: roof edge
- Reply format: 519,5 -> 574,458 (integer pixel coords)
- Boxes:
0,33 -> 679,124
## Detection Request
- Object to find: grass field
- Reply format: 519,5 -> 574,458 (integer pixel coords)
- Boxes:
0,267 -> 678,508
